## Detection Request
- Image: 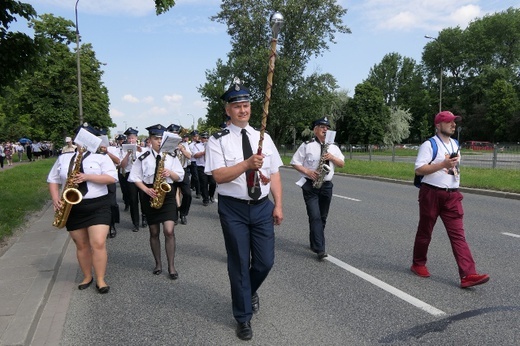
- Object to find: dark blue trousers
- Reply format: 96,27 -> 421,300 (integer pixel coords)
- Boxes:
302,179 -> 333,253
218,195 -> 275,323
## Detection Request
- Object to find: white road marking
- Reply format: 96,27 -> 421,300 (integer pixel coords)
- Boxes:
333,194 -> 361,202
326,255 -> 447,317
502,232 -> 520,238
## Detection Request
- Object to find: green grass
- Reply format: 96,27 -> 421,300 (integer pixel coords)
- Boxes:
0,159 -> 55,242
281,156 -> 520,193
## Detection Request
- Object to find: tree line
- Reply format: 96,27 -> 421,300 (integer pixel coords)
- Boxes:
1,1 -> 519,147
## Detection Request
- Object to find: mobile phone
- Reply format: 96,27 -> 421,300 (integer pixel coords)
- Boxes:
450,148 -> 460,158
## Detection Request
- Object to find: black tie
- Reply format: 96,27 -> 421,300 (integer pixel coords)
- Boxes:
241,129 -> 261,200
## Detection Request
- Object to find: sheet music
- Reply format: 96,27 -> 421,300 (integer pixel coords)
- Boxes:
74,128 -> 102,153
160,132 -> 182,153
98,135 -> 110,148
122,144 -> 137,153
325,130 -> 336,144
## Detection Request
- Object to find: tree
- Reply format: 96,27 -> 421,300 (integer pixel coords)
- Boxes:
421,8 -> 520,142
339,82 -> 390,144
484,79 -> 520,142
383,107 -> 412,145
200,0 -> 351,144
0,1 -> 38,89
1,14 -> 112,144
365,52 -> 430,142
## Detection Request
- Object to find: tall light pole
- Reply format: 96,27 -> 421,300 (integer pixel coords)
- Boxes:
425,35 -> 442,112
75,0 -> 83,125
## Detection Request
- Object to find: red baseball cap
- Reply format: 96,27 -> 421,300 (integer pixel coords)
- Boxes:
434,111 -> 461,125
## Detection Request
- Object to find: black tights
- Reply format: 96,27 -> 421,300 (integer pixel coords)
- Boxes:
149,221 -> 177,274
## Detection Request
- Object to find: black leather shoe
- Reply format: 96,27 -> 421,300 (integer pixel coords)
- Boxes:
141,215 -> 147,227
203,201 -> 209,206
236,321 -> 252,340
153,269 -> 162,275
195,194 -> 201,199
317,252 -> 328,260
132,224 -> 139,232
109,226 -> 117,238
78,278 -> 93,290
180,216 -> 187,225
251,292 -> 259,314
96,285 -> 110,294
124,205 -> 130,212
169,272 -> 179,280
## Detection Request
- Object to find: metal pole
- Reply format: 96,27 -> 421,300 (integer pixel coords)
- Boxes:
75,0 -> 83,125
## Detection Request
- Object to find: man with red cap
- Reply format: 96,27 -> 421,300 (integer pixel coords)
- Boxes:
411,111 -> 489,289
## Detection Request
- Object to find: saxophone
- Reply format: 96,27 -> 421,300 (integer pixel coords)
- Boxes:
312,142 -> 331,189
150,152 -> 172,209
52,147 -> 86,228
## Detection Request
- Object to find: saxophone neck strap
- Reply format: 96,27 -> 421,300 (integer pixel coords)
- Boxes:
68,151 -> 91,175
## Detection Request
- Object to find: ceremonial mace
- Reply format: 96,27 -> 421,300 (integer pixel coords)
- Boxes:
249,11 -> 284,191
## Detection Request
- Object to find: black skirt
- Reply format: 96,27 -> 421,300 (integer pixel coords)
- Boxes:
140,184 -> 177,225
66,195 -> 111,231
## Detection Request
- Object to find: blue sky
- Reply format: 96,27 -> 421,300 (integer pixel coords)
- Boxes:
12,0 -> 518,136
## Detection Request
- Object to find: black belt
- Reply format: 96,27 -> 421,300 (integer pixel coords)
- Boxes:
218,194 -> 269,205
422,183 -> 458,192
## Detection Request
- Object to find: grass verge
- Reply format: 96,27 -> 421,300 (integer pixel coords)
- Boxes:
0,159 -> 55,243
281,157 -> 520,193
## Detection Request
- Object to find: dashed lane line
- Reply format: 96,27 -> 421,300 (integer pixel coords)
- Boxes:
333,194 -> 361,202
502,232 -> 520,238
326,255 -> 447,317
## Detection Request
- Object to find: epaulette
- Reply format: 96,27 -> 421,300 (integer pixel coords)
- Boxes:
304,139 -> 316,145
167,152 -> 175,158
213,129 -> 230,139
138,151 -> 151,161
61,151 -> 75,155
253,127 -> 269,134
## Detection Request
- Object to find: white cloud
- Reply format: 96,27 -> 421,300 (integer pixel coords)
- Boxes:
110,108 -> 124,118
148,106 -> 169,116
449,5 -> 482,27
351,0 -> 486,32
164,94 -> 184,104
122,94 -> 139,103
143,96 -> 155,104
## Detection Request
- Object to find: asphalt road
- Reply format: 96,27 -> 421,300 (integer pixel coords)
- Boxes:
53,167 -> 520,345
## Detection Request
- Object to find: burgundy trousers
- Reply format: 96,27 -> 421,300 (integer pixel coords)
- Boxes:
412,184 -> 477,278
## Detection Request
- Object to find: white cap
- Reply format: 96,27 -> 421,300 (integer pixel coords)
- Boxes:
65,137 -> 72,142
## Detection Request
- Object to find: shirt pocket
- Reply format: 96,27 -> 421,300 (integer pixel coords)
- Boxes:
224,149 -> 241,167
304,153 -> 319,167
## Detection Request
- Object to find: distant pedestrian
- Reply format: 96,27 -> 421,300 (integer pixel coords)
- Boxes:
290,116 -> 345,260
62,137 -> 77,154
4,142 -> 13,166
0,144 -> 5,168
411,111 -> 490,289
15,143 -> 24,162
26,143 -> 33,162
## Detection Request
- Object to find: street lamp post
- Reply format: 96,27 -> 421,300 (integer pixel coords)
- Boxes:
75,0 -> 83,125
425,35 -> 443,112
